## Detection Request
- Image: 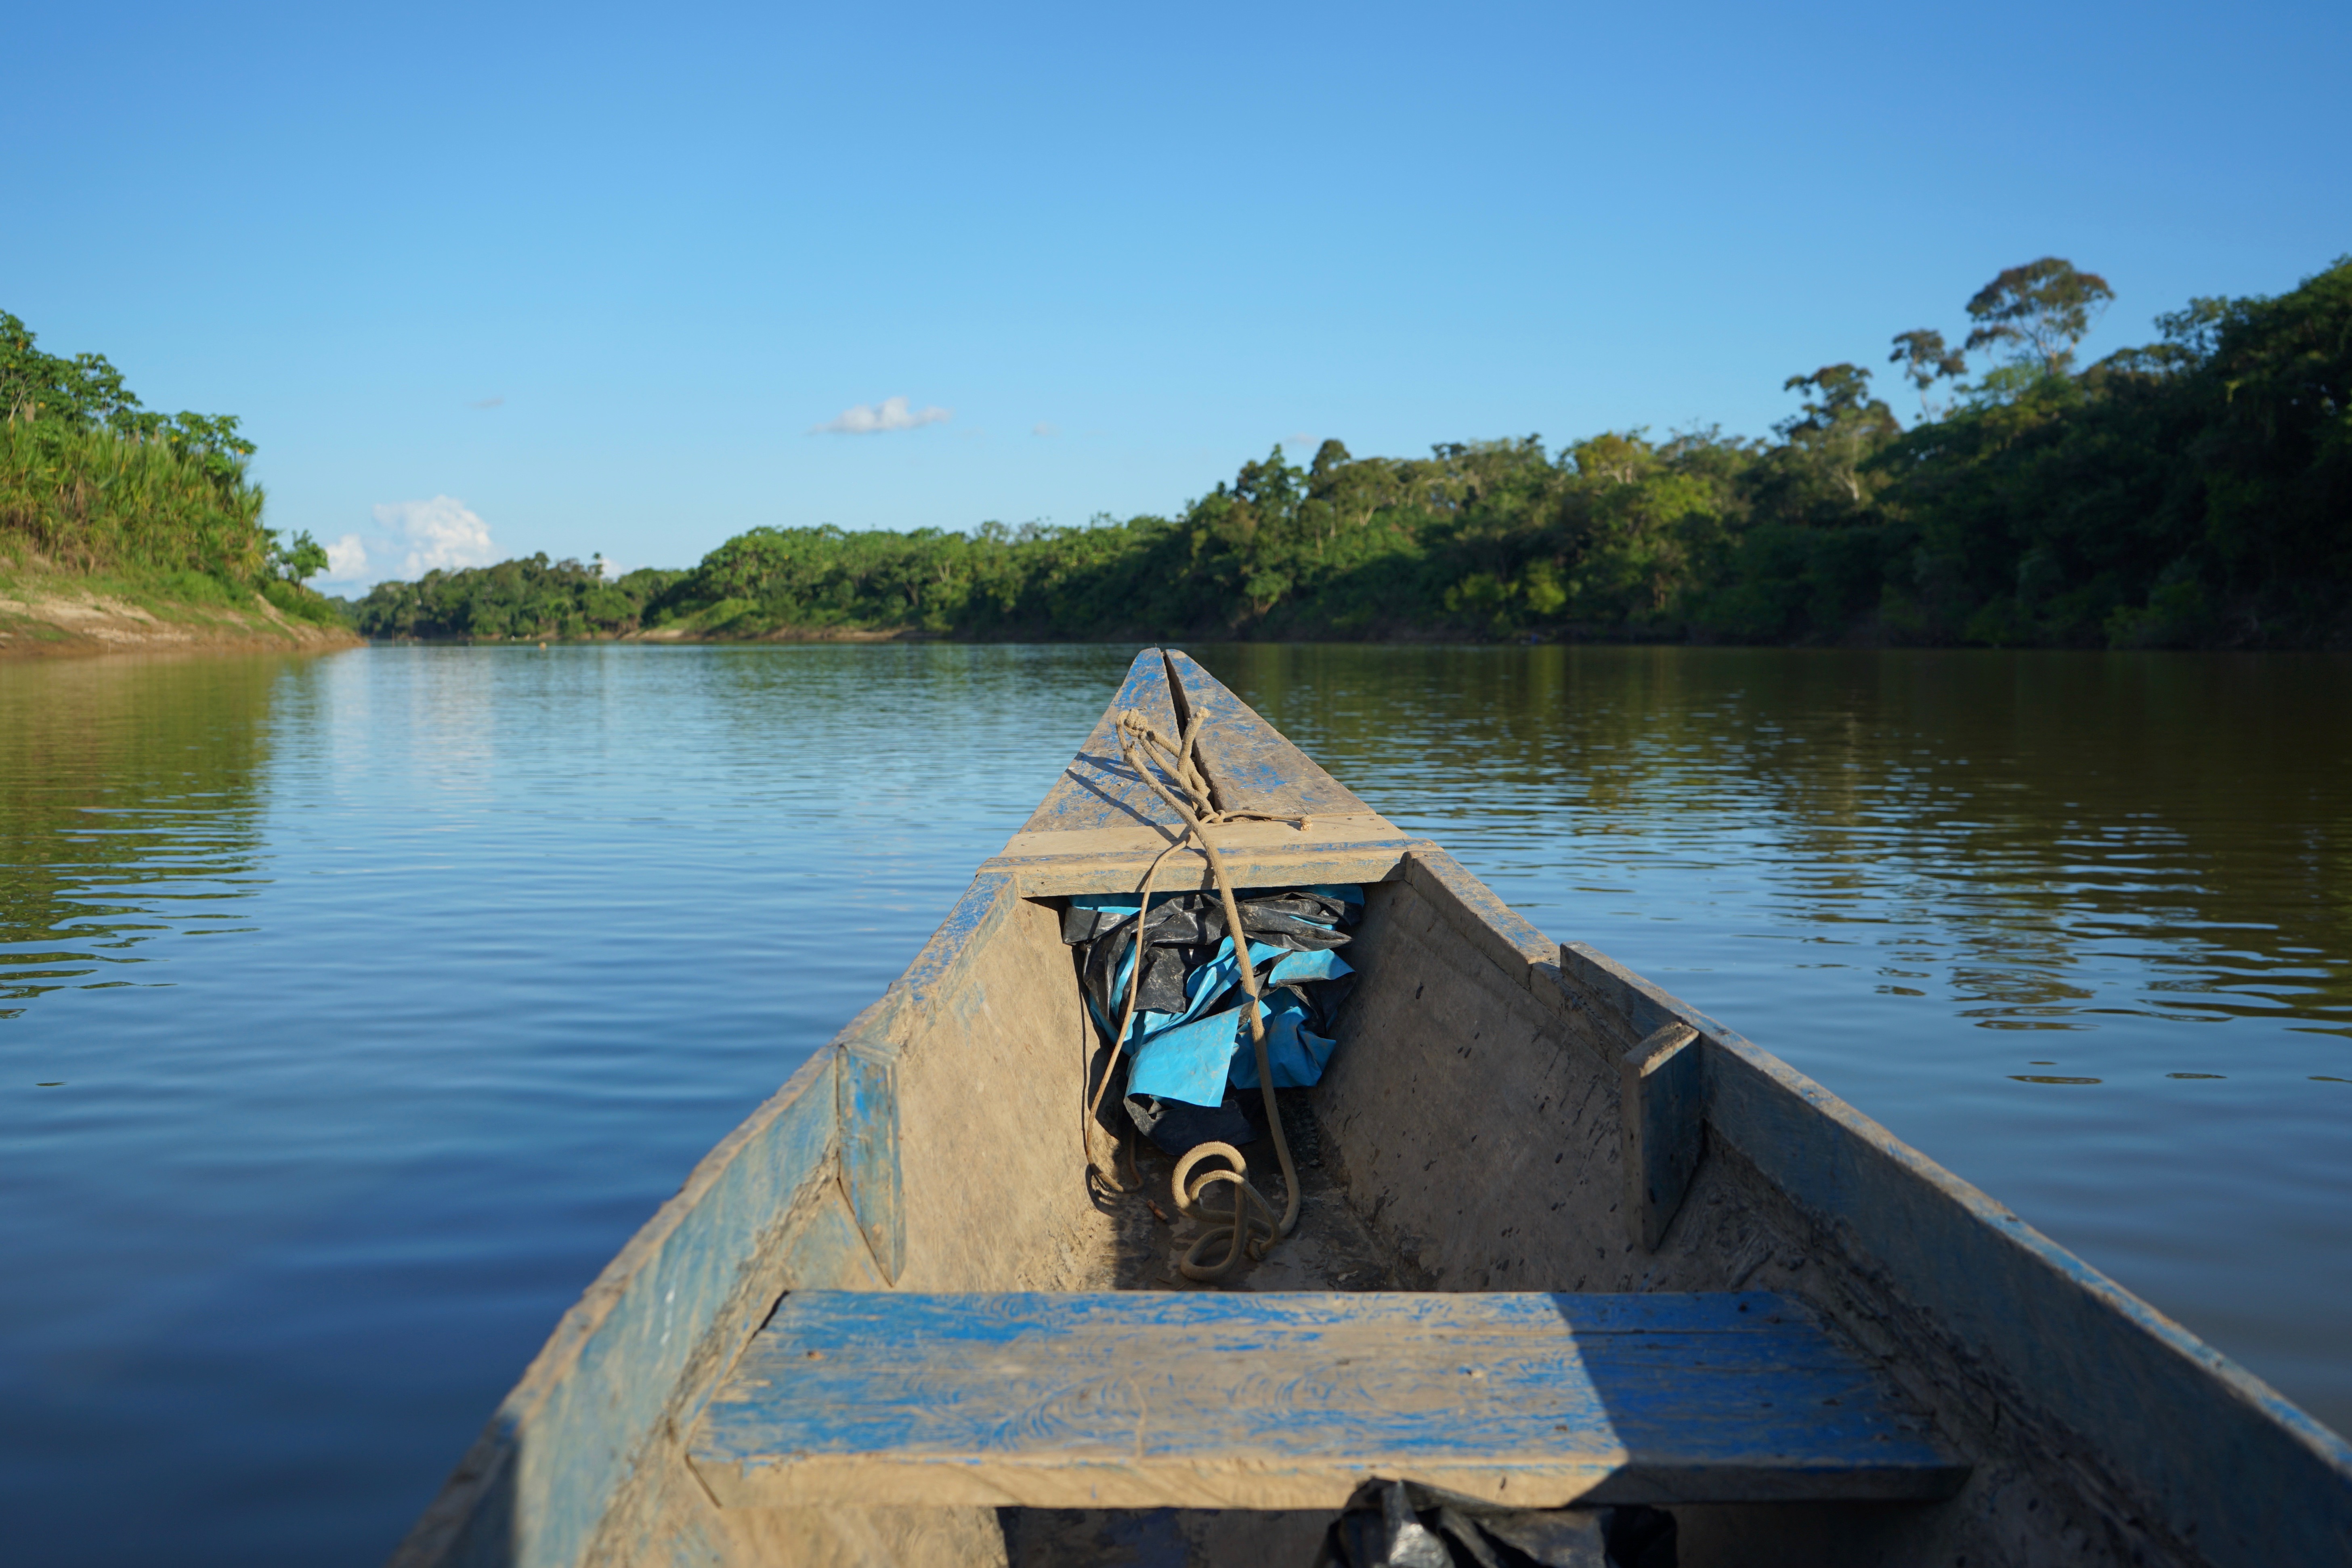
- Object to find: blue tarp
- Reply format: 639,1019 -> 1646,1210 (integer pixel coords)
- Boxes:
1112,931 -> 1355,1108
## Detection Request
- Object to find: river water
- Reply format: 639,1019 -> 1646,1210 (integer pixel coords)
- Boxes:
2,643 -> 2346,1564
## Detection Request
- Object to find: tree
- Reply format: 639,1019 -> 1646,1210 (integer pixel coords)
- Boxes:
1889,328 -> 1968,421
1964,258 -> 2115,375
274,530 -> 331,583
1775,365 -> 1898,505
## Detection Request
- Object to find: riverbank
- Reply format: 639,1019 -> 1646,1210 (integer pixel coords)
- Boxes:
339,255 -> 2350,654
0,571 -> 360,658
632,621 -> 936,644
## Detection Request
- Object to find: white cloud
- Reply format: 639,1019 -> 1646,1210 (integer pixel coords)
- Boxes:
812,395 -> 951,434
320,533 -> 369,582
1032,421 -> 1058,437
371,496 -> 497,577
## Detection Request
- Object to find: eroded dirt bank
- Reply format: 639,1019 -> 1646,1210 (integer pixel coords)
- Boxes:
0,585 -> 361,658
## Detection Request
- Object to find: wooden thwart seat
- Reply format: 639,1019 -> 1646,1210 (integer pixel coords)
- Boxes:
686,1291 -> 1966,1511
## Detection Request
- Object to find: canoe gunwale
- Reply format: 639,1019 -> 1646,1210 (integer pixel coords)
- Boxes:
388,1024 -> 873,1568
1549,941 -> 2352,1568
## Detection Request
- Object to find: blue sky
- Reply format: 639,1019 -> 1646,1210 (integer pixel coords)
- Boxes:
8,0 -> 2346,590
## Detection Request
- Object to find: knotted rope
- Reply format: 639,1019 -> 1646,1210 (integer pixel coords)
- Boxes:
1081,705 -> 1310,1282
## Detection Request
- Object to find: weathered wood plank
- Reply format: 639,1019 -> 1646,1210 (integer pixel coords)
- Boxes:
688,1290 -> 1964,1511
1017,648 -> 1188,836
1402,845 -> 1559,995
1160,648 -> 1378,821
836,1031 -> 903,1288
879,881 -> 1113,1295
983,834 -> 1413,898
1622,1023 -> 1703,1252
890,869 -> 1017,1013
834,869 -> 1025,1290
1551,940 -> 2352,1568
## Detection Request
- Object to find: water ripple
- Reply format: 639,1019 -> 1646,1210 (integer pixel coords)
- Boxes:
0,642 -> 2346,1565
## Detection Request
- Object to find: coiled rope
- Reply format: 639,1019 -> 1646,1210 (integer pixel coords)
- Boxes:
1082,705 -> 1310,1283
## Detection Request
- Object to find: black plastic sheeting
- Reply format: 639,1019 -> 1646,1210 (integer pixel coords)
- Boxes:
1062,886 -> 1360,1158
1313,1479 -> 1677,1568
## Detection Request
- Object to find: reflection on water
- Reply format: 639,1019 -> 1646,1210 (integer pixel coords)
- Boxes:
1198,645 -> 2352,1042
1194,642 -> 2352,1451
0,643 -> 2346,1566
0,658 -> 278,1019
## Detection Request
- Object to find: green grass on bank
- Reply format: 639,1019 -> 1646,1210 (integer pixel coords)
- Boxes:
2,311 -> 345,631
0,418 -> 271,581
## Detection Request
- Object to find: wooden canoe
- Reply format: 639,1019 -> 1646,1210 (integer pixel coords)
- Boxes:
393,648 -> 2352,1568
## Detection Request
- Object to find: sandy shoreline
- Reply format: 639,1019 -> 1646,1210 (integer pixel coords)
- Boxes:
0,583 -> 362,659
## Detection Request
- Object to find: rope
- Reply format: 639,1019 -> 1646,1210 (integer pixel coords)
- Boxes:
1086,703 -> 1308,1282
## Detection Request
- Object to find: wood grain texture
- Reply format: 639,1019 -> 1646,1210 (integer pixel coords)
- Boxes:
885,882 -> 1123,1293
688,1290 -> 1964,1511
1160,648 -> 1378,820
1554,941 -> 2352,1568
582,1179 -> 900,1568
1017,649 -> 1188,836
1400,845 -> 1563,1004
983,839 -> 1410,898
1621,1024 -> 1703,1253
837,1031 -> 903,1287
1310,877 -> 1627,1293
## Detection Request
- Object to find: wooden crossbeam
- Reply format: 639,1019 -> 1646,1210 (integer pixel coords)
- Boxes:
687,1291 -> 1966,1511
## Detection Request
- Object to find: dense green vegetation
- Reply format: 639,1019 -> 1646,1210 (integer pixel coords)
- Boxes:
365,255 -> 2345,650
0,312 -> 339,624
355,554 -> 683,640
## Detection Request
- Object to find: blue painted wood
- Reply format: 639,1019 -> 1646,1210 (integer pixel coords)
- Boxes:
404,647 -> 2352,1568
1555,941 -> 2352,1568
836,1025 -> 903,1289
517,1034 -> 868,1568
833,870 -> 1020,1287
1017,648 -> 1189,835
892,869 -> 1015,1011
1621,1023 -> 1703,1252
1160,648 -> 1376,820
689,1290 -> 1964,1509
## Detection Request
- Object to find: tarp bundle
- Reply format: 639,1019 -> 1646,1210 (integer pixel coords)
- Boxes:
1313,1478 -> 1676,1568
1062,885 -> 1362,1155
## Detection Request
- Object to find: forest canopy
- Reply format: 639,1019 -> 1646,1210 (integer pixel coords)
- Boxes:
359,254 -> 2349,650
18,253 -> 2342,652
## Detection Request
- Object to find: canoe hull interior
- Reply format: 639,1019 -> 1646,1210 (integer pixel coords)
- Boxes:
391,650 -> 2352,1568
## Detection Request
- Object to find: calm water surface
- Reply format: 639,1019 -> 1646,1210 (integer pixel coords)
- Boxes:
2,644 -> 2347,1564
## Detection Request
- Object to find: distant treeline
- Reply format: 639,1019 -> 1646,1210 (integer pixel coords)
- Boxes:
359,255 -> 2350,650
0,312 -> 338,623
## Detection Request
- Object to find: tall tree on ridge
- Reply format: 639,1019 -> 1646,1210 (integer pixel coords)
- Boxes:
1889,327 -> 1968,421
1964,258 -> 2115,375
1776,364 -> 1898,506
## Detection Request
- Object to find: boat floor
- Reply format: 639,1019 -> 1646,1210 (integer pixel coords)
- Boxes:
1102,1093 -> 1428,1295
